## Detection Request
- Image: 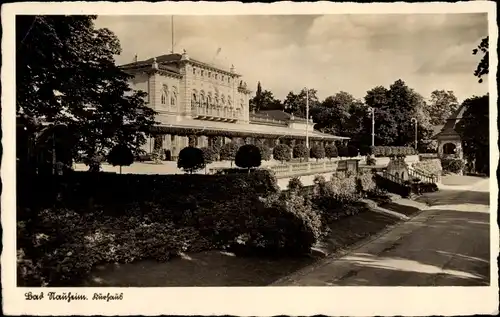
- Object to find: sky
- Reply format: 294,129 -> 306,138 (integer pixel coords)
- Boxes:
95,14 -> 489,103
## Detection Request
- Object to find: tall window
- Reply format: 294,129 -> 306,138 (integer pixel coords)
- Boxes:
171,93 -> 177,106
215,74 -> 218,80
193,68 -> 196,75
201,70 -> 204,77
161,85 -> 168,105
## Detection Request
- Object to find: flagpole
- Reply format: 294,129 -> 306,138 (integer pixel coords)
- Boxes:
171,15 -> 174,54
306,88 -> 309,149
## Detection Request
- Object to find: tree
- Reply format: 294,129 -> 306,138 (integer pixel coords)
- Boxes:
293,144 -> 309,162
256,142 -> 272,161
455,94 -> 489,175
177,146 -> 205,174
273,144 -> 291,163
310,145 -> 325,161
16,15 -> 157,171
347,145 -> 358,157
325,144 -> 338,160
426,90 -> 459,125
364,86 -> 398,146
283,88 -> 319,118
235,144 -> 262,172
473,36 -> 488,83
107,144 -> 134,174
201,147 -> 217,174
219,142 -> 240,166
249,82 -> 283,112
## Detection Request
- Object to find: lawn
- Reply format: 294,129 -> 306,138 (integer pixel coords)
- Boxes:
441,175 -> 486,186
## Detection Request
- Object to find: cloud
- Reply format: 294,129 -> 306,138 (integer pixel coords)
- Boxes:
95,13 -> 489,102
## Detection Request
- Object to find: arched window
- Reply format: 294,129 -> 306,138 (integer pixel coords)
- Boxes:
161,85 -> 168,105
228,97 -> 232,107
221,95 -> 225,105
201,70 -> 204,77
240,99 -> 244,108
193,68 -> 196,75
207,95 -> 212,105
170,93 -> 177,106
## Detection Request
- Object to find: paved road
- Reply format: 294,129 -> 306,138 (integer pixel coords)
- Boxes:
275,178 -> 491,286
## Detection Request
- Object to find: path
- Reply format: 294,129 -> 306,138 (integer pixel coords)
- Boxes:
274,177 -> 491,286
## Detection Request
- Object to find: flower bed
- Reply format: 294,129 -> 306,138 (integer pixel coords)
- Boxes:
412,159 -> 442,176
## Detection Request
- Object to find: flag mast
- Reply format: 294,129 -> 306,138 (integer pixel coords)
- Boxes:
171,15 -> 174,54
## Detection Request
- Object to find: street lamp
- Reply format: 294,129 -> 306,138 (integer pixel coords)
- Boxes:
367,107 -> 375,147
410,117 -> 418,149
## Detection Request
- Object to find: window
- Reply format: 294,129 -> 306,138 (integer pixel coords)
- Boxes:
193,68 -> 196,75
171,94 -> 177,106
215,74 -> 218,80
228,77 -> 230,83
192,93 -> 197,102
208,72 -> 211,78
207,95 -> 212,105
161,85 -> 168,105
201,70 -> 204,76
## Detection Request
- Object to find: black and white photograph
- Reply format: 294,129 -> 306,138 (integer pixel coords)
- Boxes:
2,1 -> 498,316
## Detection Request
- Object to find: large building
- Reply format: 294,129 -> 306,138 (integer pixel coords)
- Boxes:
120,50 -> 348,159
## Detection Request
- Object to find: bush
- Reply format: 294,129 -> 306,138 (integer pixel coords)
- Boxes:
273,144 -> 291,163
292,144 -> 309,162
107,144 -> 134,174
366,156 -> 377,166
201,147 -> 217,165
370,146 -> 417,157
338,145 -> 348,157
310,145 -> 326,161
412,159 -> 442,176
177,146 -> 205,174
256,143 -> 272,161
347,145 -> 358,157
220,142 -> 240,165
356,171 -> 376,194
325,144 -> 338,159
441,158 -> 465,174
235,144 -> 262,170
287,176 -> 303,192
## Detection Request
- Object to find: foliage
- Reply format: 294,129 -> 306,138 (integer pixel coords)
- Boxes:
455,95 -> 489,175
369,146 -> 417,157
287,176 -> 303,192
310,144 -> 326,161
177,146 -> 205,174
283,88 -> 320,118
412,159 -> 442,176
374,173 -> 412,198
256,143 -> 272,161
473,36 -> 489,83
201,147 -> 217,165
249,82 -> 283,112
292,144 -> 309,162
107,144 -> 134,170
16,16 -> 157,166
235,144 -> 262,170
347,145 -> 358,157
151,135 -> 163,163
273,144 -> 291,163
219,142 -> 240,165
325,144 -> 338,159
441,158 -> 466,174
426,90 -> 459,125
337,145 -> 348,157
366,156 -> 377,166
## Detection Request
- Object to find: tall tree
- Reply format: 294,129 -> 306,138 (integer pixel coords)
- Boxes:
364,86 -> 398,146
283,88 -> 319,118
249,82 -> 282,112
473,36 -> 489,83
455,95 -> 489,174
426,90 -> 459,125
16,15 -> 157,168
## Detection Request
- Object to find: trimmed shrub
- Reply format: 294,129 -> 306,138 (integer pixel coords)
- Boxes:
256,143 -> 272,161
201,147 -> 217,165
338,145 -> 349,157
412,159 -> 442,176
273,144 -> 291,163
310,144 -> 326,161
177,146 -> 205,174
292,144 -> 309,162
347,145 -> 358,157
441,158 -> 466,174
325,144 -> 338,159
220,142 -> 240,166
370,146 -> 417,157
107,144 -> 134,174
235,144 -> 262,170
287,176 -> 303,192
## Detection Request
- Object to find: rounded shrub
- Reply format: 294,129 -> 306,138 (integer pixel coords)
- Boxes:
347,145 -> 358,157
177,146 -> 205,174
325,144 -> 338,160
235,144 -> 262,171
201,147 -> 217,165
107,144 -> 134,174
273,144 -> 291,163
293,144 -> 309,162
338,145 -> 349,157
256,143 -> 272,161
310,144 -> 326,161
287,176 -> 303,192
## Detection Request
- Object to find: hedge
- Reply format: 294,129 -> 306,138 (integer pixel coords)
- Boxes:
441,158 -> 465,174
292,144 -> 309,161
369,146 -> 417,157
412,159 -> 442,176
17,170 -> 327,286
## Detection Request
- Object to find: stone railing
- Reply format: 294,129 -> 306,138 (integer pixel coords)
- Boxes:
408,166 -> 441,184
268,160 -> 340,178
191,103 -> 243,121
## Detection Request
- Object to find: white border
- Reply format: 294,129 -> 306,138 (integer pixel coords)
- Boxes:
2,1 -> 498,316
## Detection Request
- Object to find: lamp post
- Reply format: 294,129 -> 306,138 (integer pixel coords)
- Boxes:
410,117 -> 418,149
367,107 -> 375,146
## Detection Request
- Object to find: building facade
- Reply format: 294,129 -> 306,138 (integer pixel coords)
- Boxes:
121,51 -> 348,159
434,103 -> 466,159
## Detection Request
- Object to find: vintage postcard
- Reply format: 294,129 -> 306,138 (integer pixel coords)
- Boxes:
2,1 -> 498,316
